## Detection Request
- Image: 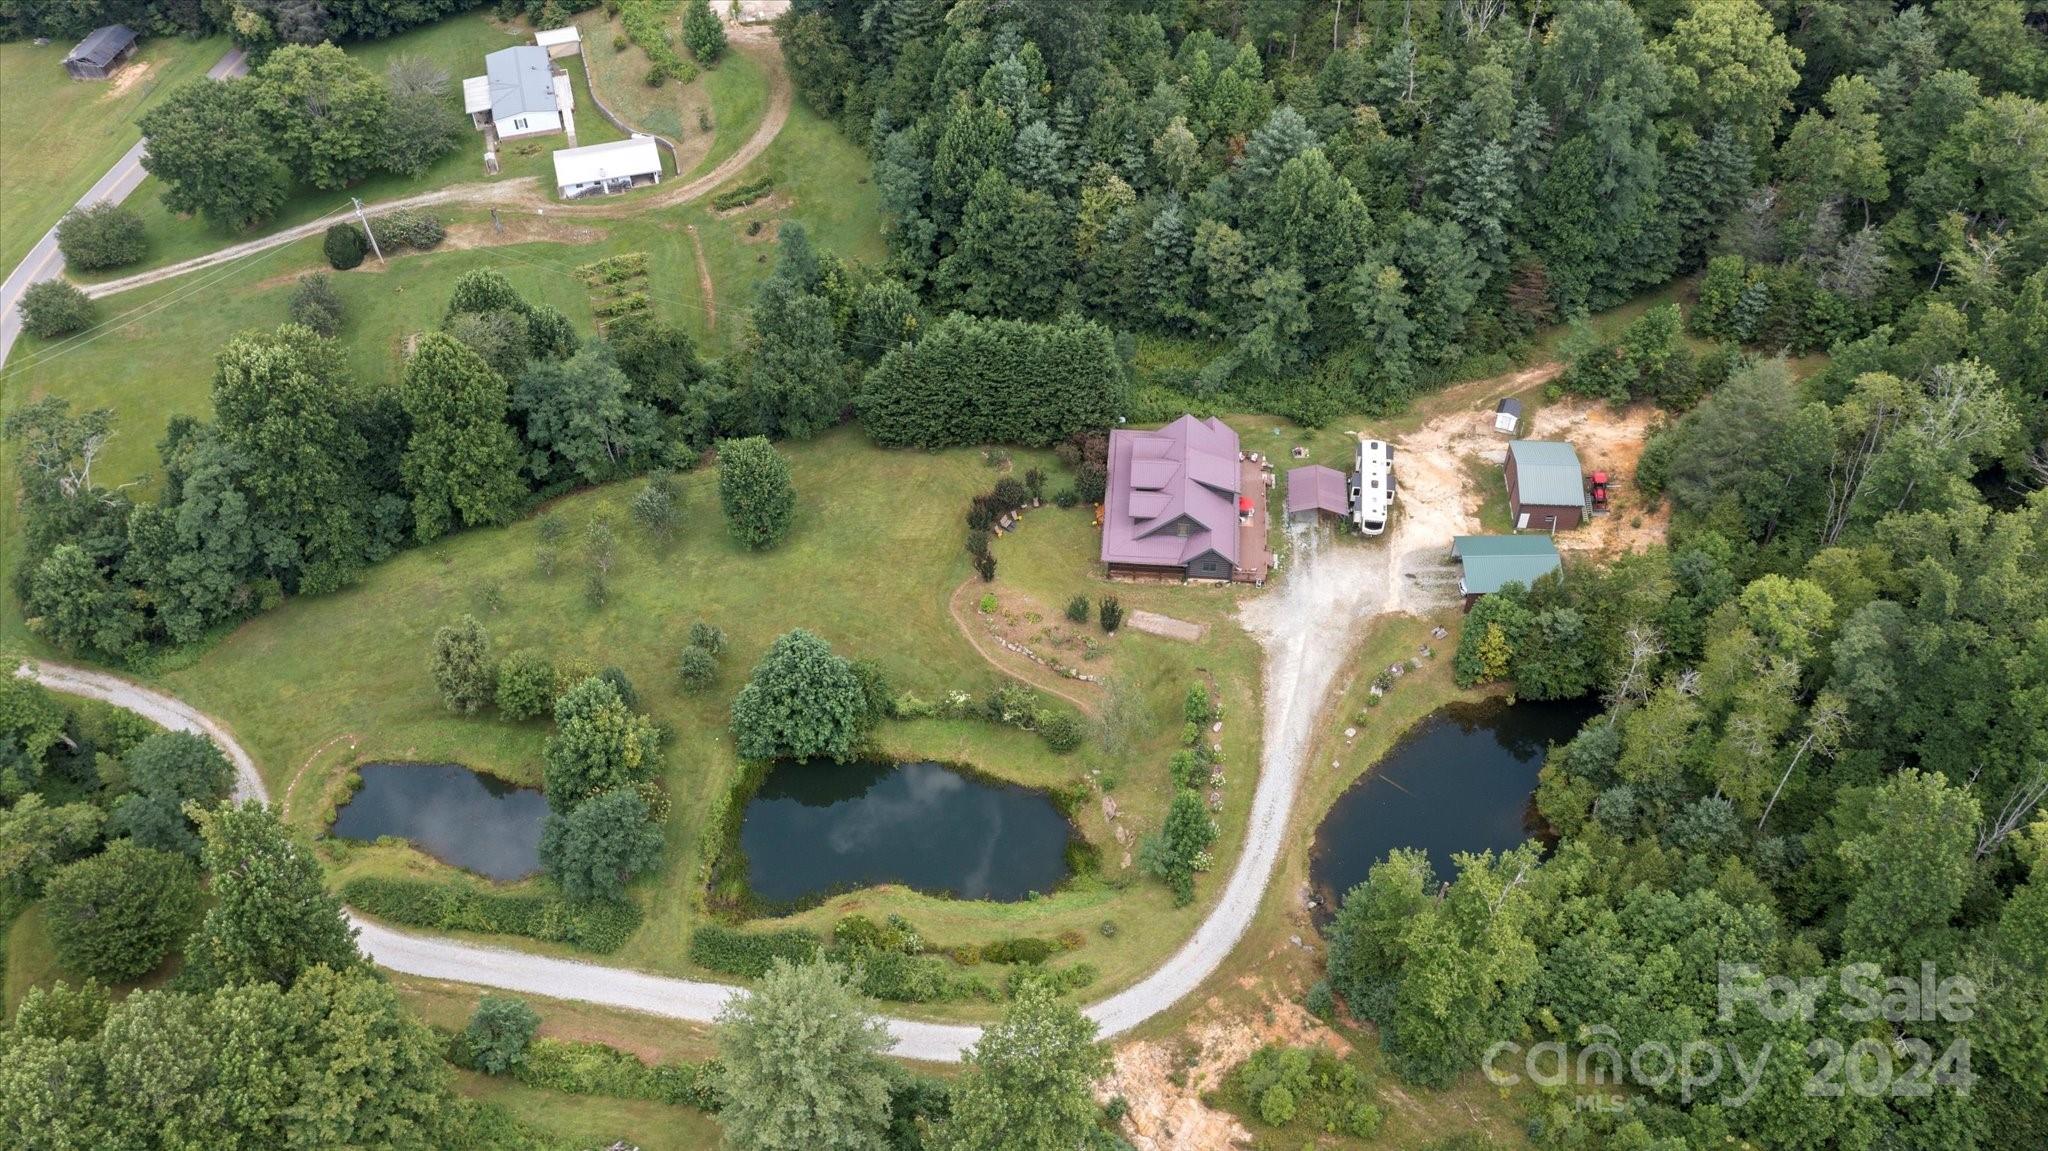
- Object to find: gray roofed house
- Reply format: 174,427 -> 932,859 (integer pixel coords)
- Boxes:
64,25 -> 137,79
487,46 -> 555,120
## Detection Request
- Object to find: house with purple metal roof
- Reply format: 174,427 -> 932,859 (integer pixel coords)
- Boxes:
1101,415 -> 1268,582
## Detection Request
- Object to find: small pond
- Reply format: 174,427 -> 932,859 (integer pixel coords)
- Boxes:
738,761 -> 1073,904
330,763 -> 547,882
1309,698 -> 1597,914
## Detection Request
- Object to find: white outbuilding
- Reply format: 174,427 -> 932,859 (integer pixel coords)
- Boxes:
554,135 -> 664,198
534,25 -> 582,58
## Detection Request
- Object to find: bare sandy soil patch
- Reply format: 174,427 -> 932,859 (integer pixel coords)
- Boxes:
1126,611 -> 1205,643
1105,983 -> 1344,1150
1397,392 -> 1669,560
98,59 -> 154,100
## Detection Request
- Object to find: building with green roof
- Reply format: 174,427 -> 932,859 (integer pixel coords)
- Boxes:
1451,534 -> 1561,607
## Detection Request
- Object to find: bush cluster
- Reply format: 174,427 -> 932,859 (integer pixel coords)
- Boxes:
1229,1044 -> 1382,1138
449,1031 -> 723,1111
687,924 -> 823,977
287,273 -> 345,337
371,208 -> 446,251
342,876 -> 641,953
18,280 -> 94,339
323,222 -> 368,270
710,176 -> 774,211
55,202 -> 146,270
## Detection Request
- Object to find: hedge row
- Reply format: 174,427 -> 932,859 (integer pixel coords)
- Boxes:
687,924 -> 822,977
857,313 -> 1128,448
342,876 -> 640,953
449,1033 -> 722,1112
710,176 -> 774,211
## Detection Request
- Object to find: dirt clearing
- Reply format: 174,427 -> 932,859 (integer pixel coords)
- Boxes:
1104,989 -> 1344,1150
1397,392 -> 1669,559
1126,611 -> 1205,643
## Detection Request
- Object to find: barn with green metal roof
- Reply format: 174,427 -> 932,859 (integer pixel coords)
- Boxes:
1505,439 -> 1586,531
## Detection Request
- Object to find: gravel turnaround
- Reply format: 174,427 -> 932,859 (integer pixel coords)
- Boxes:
20,530 -> 1349,1066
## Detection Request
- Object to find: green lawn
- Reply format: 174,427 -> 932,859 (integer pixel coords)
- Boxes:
453,1070 -> 724,1150
0,34 -> 230,276
575,8 -> 772,179
146,421 -> 1258,1019
84,16 -> 628,281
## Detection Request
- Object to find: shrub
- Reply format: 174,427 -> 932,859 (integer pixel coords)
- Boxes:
683,0 -> 727,63
710,176 -> 774,211
1038,710 -> 1084,753
56,202 -> 146,270
287,272 -> 345,336
373,208 -> 445,250
495,651 -> 556,721
1304,978 -> 1335,1021
464,995 -> 541,1074
965,528 -> 991,558
688,621 -> 728,656
980,937 -> 1056,965
323,222 -> 368,270
677,644 -> 718,692
687,925 -> 822,977
18,280 -> 94,338
975,552 -> 997,581
42,841 -> 201,982
1064,595 -> 1090,623
630,474 -> 680,545
1099,596 -> 1124,632
1053,486 -> 1080,508
342,876 -> 641,952
717,436 -> 795,550
1259,1083 -> 1296,1126
431,615 -> 495,714
1184,684 -> 1213,725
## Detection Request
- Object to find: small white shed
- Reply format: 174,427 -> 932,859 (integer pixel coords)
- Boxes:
535,26 -> 582,58
555,135 -> 663,198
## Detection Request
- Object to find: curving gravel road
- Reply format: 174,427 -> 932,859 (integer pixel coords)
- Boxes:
14,529 -> 1355,1062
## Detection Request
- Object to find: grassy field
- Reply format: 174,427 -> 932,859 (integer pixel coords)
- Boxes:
0,34 -> 230,277
144,421 -> 1258,1019
80,16 -> 626,280
453,1071 -> 724,1149
575,8 -> 772,178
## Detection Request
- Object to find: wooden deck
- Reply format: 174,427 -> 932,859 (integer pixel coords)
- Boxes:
1233,457 -> 1273,584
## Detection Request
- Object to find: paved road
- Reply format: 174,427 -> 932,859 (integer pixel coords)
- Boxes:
0,48 -> 246,368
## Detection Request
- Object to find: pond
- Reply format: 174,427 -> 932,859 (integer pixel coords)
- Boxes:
1309,698 -> 1597,913
330,763 -> 548,882
738,761 -> 1074,904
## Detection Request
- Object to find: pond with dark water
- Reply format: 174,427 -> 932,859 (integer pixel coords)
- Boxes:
330,762 -> 548,882
738,761 -> 1074,904
1309,698 -> 1597,914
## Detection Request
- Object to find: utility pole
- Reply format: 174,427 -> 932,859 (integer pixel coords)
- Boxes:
352,197 -> 385,265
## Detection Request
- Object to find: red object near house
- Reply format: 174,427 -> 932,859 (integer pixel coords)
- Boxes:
1590,471 -> 1610,509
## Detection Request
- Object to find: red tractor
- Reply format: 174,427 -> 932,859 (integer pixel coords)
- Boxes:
1589,471 -> 1611,513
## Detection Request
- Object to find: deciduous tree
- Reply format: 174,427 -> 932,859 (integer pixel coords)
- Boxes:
44,840 -> 202,982
716,957 -> 893,1151
731,629 -> 871,763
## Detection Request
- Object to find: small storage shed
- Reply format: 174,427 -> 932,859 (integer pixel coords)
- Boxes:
555,136 -> 663,198
1285,465 -> 1351,525
1505,439 -> 1585,531
64,25 -> 137,79
1494,397 -> 1522,435
1452,535 -> 1561,609
535,25 -> 582,58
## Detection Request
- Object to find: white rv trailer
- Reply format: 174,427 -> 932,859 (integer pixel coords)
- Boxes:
1353,437 -> 1394,535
